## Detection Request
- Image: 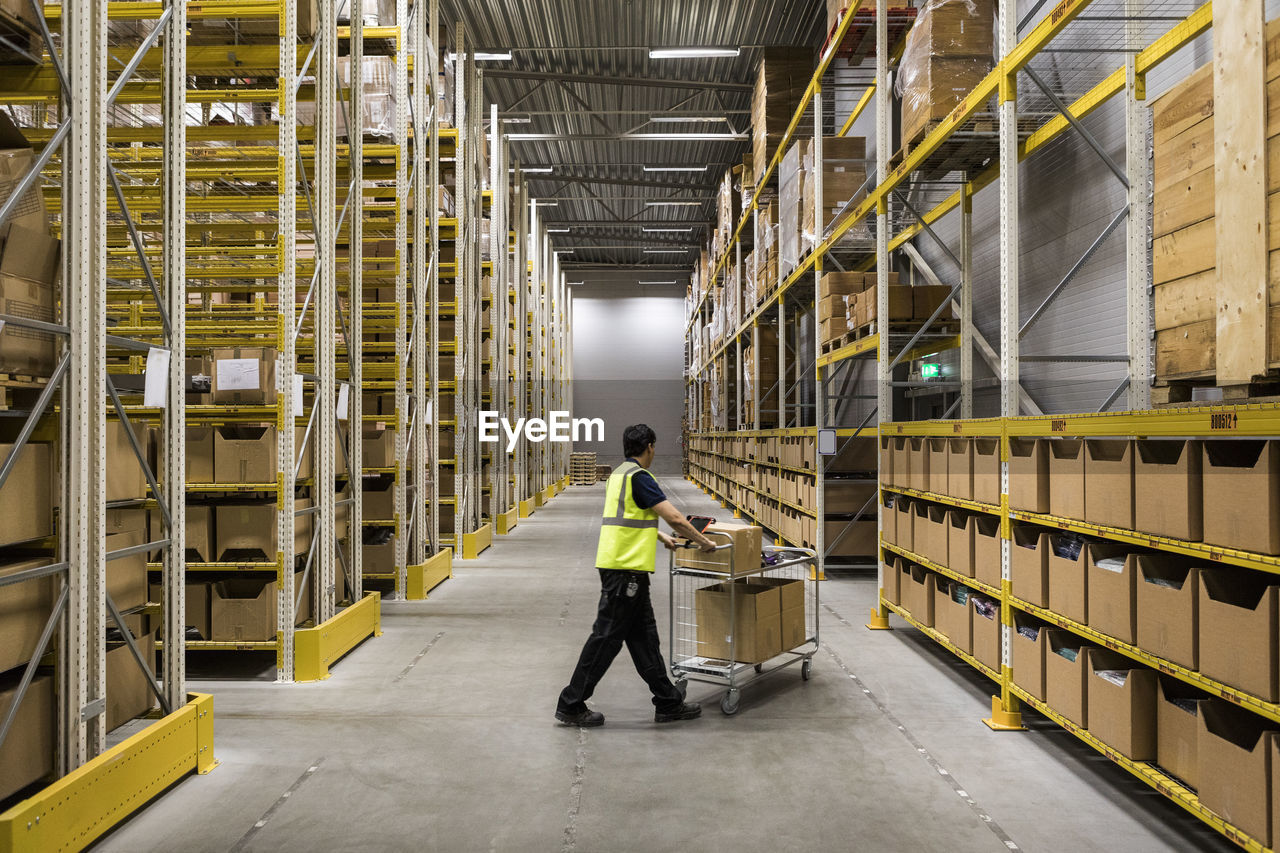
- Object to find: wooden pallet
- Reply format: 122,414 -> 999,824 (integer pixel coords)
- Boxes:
1151,375 -> 1280,407
892,119 -> 997,182
0,373 -> 50,412
823,6 -> 917,66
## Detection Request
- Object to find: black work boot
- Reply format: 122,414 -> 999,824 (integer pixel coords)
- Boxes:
556,708 -> 605,727
655,702 -> 702,723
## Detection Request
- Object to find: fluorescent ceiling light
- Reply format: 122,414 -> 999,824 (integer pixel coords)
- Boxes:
648,47 -> 740,59
646,201 -> 700,207
534,201 -> 559,206
501,116 -> 531,124
639,280 -> 678,285
643,227 -> 693,233
568,281 -> 585,285
642,165 -> 706,172
554,249 -> 573,254
548,228 -> 570,233
644,248 -> 687,254
522,167 -> 553,174
649,116 -> 726,123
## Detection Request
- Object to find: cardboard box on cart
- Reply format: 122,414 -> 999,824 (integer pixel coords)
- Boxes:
675,520 -> 762,576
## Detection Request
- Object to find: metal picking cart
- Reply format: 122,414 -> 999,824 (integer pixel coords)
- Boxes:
668,533 -> 819,715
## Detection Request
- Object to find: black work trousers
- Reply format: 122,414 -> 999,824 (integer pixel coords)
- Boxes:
557,569 -> 683,714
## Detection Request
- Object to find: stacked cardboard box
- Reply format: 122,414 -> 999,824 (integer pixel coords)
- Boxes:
897,0 -> 995,148
799,136 -> 868,255
1150,21 -> 1280,381
751,48 -> 814,188
0,115 -> 57,379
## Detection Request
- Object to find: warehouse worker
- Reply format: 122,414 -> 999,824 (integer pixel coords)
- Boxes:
556,423 -> 716,727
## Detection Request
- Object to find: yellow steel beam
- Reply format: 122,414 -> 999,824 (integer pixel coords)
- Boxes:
406,548 -> 453,600
293,592 -> 382,681
0,694 -> 215,853
43,1 -> 280,21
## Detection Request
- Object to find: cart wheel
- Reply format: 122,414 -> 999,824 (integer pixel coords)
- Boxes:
720,689 -> 740,716
675,678 -> 688,699
801,659 -> 812,681
753,663 -> 763,673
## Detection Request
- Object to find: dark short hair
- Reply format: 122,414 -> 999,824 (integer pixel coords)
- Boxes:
623,424 -> 656,459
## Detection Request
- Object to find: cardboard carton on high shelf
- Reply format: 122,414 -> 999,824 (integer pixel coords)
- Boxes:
0,440 -> 51,547
215,501 -> 310,562
0,559 -> 56,675
897,0 -> 995,146
1086,543 -> 1140,644
211,578 -> 276,643
676,521 -> 762,577
799,136 -> 868,251
825,0 -> 912,36
947,437 -> 973,500
1198,567 -> 1279,702
106,520 -> 148,613
211,347 -> 277,406
0,114 -> 48,236
189,0 -> 317,42
1202,440 -> 1280,556
750,48 -> 813,187
1157,677 -> 1205,790
1086,650 -> 1157,761
364,425 -> 394,469
214,424 -> 275,485
1136,558 -> 1198,670
972,514 -> 1001,591
1084,439 -> 1134,530
0,224 -> 57,378
857,286 -> 914,328
695,579 -> 781,664
150,504 -> 212,563
1197,701 -> 1277,847
973,438 -> 1000,505
0,672 -> 53,802
105,630 -> 156,731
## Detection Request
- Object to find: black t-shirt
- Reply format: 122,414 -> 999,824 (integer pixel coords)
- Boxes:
626,458 -> 666,510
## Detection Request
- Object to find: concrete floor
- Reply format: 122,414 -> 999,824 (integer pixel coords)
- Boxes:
96,475 -> 1233,853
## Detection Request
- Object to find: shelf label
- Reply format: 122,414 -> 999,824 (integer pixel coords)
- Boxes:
1209,412 -> 1238,431
1050,418 -> 1068,432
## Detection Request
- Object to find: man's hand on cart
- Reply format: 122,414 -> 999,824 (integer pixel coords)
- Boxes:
650,500 -> 718,552
658,532 -> 680,551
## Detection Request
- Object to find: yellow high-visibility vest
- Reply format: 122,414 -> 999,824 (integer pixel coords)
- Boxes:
595,461 -> 660,571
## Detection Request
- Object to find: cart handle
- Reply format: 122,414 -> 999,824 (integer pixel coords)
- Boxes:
675,530 -> 733,550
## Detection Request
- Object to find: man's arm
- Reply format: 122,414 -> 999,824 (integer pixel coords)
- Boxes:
651,500 -> 717,552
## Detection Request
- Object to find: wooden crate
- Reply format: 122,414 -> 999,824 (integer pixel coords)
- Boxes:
1151,16 -> 1280,386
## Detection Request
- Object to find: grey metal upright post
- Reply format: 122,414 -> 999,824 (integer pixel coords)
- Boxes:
392,0 -> 410,595
316,0 -> 337,623
960,180 -> 973,419
348,0 -> 364,598
1124,1 -> 1151,410
872,0 -> 890,622
161,0 -> 187,708
411,0 -> 429,569
814,87 -> 825,568
428,0 -> 440,554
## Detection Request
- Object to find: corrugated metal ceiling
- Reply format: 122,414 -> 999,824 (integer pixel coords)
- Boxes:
439,0 -> 826,268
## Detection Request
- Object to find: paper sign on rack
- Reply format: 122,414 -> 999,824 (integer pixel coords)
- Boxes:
292,374 -> 304,418
216,358 -> 260,391
144,347 -> 171,408
337,383 -> 350,421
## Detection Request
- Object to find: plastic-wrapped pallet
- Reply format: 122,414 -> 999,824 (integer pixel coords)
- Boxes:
777,141 -> 803,283
799,136 -> 870,256
743,252 -> 757,322
750,48 -> 813,187
895,0 -> 995,148
275,57 -> 396,138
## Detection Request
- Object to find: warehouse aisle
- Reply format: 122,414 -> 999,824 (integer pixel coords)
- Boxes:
96,476 -> 1231,853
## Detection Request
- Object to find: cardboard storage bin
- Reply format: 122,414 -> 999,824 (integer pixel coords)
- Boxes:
1010,526 -> 1050,607
1085,543 -> 1138,644
105,525 -> 148,613
106,630 -> 156,731
675,521 -> 763,577
892,496 -> 914,552
1047,532 -> 1088,625
973,515 -> 1002,591
214,425 -> 277,485
363,477 -> 395,521
882,557 -> 902,606
908,437 -> 929,492
1084,439 -> 1134,530
148,581 -> 211,641
186,427 -> 215,483
1011,612 -> 1047,701
211,578 -> 278,643
920,504 -> 949,566
1045,631 -> 1091,728
879,435 -> 895,487
1198,568 -> 1278,701
881,493 -> 898,547
0,559 -> 57,675
1202,440 -> 1280,555
0,672 -> 53,802
927,438 -> 948,495
215,503 -> 275,561
933,577 -> 973,655
363,425 -> 394,469
973,438 -> 1000,505
1135,439 -> 1202,541
902,564 -> 936,627
363,535 -> 395,575
1136,558 -> 1199,670
1048,439 -> 1086,521
0,440 -> 52,546
824,520 -> 875,557
909,500 -> 931,557
1197,701 -> 1277,847
1157,677 -> 1205,789
1086,649 -> 1157,760
1008,438 -> 1048,513
695,579 -> 782,664
891,436 -> 912,491
106,421 -> 148,503
825,481 -> 876,514
972,595 -> 1000,672
946,438 -> 973,501
946,511 -> 977,579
